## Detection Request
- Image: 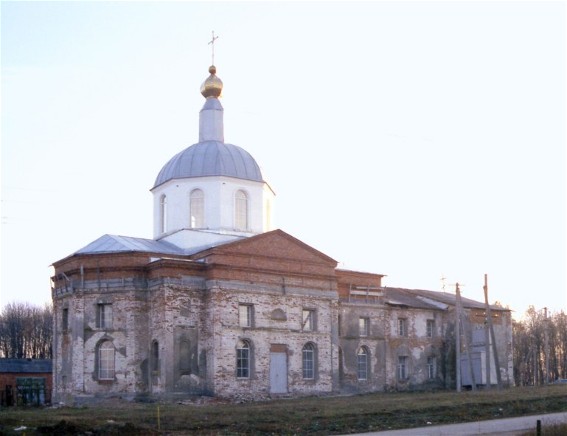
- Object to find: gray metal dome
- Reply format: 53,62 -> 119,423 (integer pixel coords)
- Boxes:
153,141 -> 263,188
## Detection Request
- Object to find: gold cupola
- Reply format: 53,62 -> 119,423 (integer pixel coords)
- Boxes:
200,65 -> 223,98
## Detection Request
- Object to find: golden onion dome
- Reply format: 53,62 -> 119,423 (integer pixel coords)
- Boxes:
200,65 -> 223,98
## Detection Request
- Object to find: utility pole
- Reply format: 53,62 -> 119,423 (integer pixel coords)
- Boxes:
455,282 -> 461,392
456,283 -> 476,391
484,274 -> 502,389
483,274 -> 492,388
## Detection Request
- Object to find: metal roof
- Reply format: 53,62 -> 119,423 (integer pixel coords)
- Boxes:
75,234 -> 186,256
0,359 -> 52,373
153,140 -> 263,188
384,287 -> 508,311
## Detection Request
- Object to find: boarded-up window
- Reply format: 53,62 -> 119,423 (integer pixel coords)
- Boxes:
180,340 -> 190,371
235,190 -> 248,230
190,189 -> 204,228
160,195 -> 167,234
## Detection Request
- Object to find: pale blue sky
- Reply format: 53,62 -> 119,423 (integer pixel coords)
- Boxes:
1,1 -> 565,317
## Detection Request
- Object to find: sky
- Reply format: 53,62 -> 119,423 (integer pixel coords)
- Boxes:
1,1 -> 566,319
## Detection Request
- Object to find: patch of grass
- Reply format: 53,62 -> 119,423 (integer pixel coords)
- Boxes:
0,385 -> 565,435
519,422 -> 567,436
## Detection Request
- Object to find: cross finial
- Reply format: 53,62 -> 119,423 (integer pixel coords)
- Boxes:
208,31 -> 219,66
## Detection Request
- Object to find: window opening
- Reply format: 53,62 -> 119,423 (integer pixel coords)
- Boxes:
62,308 -> 68,331
99,341 -> 115,380
302,343 -> 315,379
239,304 -> 253,328
96,304 -> 112,329
302,309 -> 315,331
398,356 -> 408,380
236,340 -> 250,378
398,318 -> 407,337
427,356 -> 436,379
359,317 -> 369,337
357,347 -> 369,380
152,341 -> 159,373
426,319 -> 435,338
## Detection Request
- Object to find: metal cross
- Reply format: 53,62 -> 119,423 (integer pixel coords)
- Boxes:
208,31 -> 219,66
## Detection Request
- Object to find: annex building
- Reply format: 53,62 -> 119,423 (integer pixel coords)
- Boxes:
51,63 -> 514,404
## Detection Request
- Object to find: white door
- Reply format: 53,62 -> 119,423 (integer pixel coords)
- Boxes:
269,352 -> 288,393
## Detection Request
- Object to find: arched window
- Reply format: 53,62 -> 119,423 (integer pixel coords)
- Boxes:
190,189 -> 204,228
236,339 -> 251,378
152,340 -> 159,373
357,347 -> 369,381
160,195 -> 167,234
235,190 -> 248,230
302,343 -> 316,379
99,341 -> 115,380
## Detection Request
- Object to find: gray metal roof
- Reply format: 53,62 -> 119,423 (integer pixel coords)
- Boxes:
0,359 -> 52,373
153,140 -> 263,188
75,234 -> 186,255
384,287 -> 508,311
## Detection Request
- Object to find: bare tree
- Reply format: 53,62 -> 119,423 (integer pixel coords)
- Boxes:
0,302 -> 52,359
513,306 -> 567,385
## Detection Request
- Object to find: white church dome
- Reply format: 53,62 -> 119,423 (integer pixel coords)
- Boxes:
153,140 -> 263,188
153,65 -> 264,189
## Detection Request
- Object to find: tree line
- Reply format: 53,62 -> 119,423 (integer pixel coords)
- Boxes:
513,306 -> 567,385
0,302 -> 52,359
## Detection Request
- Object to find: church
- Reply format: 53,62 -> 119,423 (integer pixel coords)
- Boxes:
51,61 -> 514,404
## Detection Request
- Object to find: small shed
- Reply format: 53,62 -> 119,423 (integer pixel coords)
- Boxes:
0,359 -> 52,406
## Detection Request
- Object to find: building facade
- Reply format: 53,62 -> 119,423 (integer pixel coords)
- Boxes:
51,65 -> 513,404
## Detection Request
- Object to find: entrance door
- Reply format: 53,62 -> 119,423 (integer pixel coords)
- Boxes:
269,345 -> 288,394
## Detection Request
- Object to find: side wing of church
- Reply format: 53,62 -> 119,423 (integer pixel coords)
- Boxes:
51,63 -> 513,404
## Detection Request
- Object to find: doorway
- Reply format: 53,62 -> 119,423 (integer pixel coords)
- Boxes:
269,344 -> 288,394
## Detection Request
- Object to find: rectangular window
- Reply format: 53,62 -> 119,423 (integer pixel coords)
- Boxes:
427,356 -> 436,379
426,319 -> 435,338
398,356 -> 408,380
62,308 -> 69,331
359,317 -> 369,337
302,309 -> 316,331
398,318 -> 407,337
239,304 -> 253,328
96,303 -> 112,329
